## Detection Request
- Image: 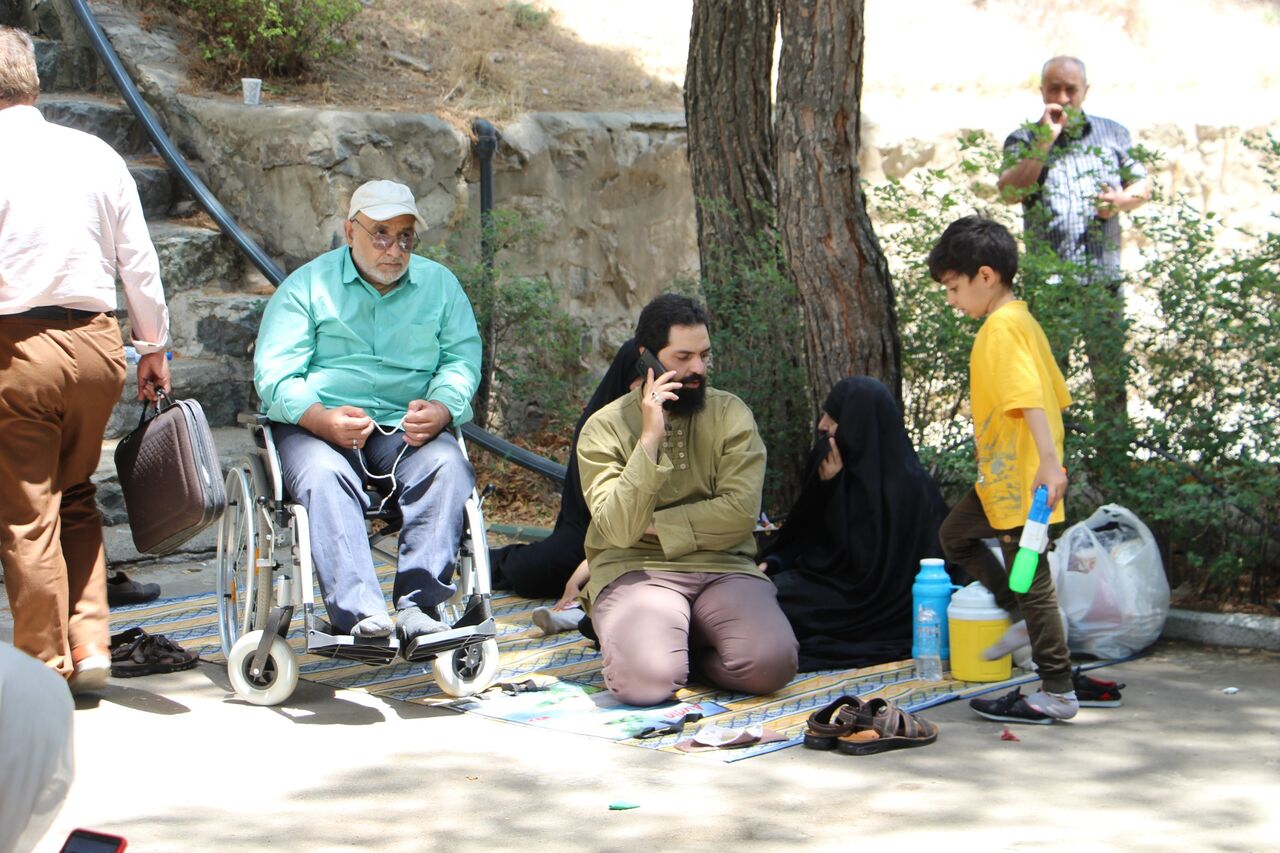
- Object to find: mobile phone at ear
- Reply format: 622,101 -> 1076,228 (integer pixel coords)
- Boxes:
636,349 -> 667,380
61,829 -> 127,853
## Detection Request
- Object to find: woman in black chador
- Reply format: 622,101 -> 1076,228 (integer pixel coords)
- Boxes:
759,377 -> 958,672
489,340 -> 640,598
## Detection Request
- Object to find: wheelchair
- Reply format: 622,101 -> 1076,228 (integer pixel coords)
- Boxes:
214,415 -> 499,706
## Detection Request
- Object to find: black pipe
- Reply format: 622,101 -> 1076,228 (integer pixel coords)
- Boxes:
473,118 -> 498,273
471,118 -> 499,428
67,0 -> 286,287
461,423 -> 566,483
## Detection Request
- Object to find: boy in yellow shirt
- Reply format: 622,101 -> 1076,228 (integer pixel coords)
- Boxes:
929,216 -> 1080,723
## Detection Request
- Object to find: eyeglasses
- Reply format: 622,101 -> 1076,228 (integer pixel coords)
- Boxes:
351,217 -> 419,253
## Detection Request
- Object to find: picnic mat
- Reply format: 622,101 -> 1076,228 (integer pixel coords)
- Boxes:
110,563 -> 1125,762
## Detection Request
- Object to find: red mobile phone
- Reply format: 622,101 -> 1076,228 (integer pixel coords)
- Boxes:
636,349 -> 667,381
61,829 -> 127,853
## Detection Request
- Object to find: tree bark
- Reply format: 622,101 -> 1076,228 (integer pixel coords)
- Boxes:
685,0 -> 811,512
685,0 -> 780,261
776,0 -> 901,406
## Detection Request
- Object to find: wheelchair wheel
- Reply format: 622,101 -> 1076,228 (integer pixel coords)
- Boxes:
216,465 -> 270,657
227,630 -> 299,706
432,638 -> 500,697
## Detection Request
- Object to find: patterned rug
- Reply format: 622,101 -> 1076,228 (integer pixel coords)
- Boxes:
110,564 -> 1120,762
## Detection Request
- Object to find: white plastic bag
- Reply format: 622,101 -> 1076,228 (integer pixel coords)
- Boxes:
1054,504 -> 1170,658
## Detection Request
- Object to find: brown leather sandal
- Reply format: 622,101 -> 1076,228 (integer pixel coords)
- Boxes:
835,698 -> 938,755
803,695 -> 867,750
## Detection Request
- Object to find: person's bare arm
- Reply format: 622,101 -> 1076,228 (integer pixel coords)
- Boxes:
1096,178 -> 1151,219
997,105 -> 1066,202
553,560 -> 591,611
638,367 -> 681,461
135,351 -> 170,401
1021,407 -> 1068,508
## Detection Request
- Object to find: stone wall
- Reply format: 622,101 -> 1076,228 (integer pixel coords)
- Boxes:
159,102 -> 698,352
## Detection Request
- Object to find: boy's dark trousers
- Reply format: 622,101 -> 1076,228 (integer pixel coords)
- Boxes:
939,488 -> 1073,694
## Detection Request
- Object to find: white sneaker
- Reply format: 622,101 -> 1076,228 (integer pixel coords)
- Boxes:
69,654 -> 110,695
1023,688 -> 1079,721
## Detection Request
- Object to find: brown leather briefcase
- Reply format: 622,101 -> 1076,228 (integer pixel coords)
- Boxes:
114,390 -> 226,555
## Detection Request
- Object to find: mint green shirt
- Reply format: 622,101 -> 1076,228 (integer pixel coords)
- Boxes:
254,247 -> 481,427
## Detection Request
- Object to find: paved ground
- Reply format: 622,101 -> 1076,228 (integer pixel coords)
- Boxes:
6,555 -> 1277,852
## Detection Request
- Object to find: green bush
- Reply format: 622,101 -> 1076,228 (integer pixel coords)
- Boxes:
872,130 -> 1280,604
507,2 -> 551,30
423,210 -> 589,439
157,0 -> 362,83
676,205 -> 812,517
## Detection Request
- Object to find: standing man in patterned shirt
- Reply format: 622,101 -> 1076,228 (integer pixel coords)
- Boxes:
997,56 -> 1149,449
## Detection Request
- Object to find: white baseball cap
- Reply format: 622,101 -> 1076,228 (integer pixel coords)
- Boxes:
348,180 -> 428,229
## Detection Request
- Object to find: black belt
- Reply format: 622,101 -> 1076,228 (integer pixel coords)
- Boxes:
1,307 -> 116,322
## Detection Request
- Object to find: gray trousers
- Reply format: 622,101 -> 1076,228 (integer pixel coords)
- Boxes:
273,423 -> 474,633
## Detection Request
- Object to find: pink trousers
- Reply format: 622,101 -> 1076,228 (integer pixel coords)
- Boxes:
592,570 -> 799,706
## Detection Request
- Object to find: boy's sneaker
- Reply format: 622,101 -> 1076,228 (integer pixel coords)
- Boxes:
1073,667 -> 1125,707
970,687 -> 1078,724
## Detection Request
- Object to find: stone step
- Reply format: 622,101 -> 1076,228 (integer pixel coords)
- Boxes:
128,155 -> 176,218
1,1 -> 22,27
104,354 -> 255,439
32,35 -> 109,93
147,219 -> 246,295
166,289 -> 269,359
37,94 -> 150,156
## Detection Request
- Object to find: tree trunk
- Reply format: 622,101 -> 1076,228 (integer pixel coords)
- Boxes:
685,0 -> 810,513
776,0 -> 901,406
685,0 -> 779,258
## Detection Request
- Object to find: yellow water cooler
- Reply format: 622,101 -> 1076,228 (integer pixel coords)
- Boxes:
947,582 -> 1013,682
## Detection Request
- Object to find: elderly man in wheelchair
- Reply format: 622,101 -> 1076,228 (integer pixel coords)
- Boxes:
217,180 -> 497,704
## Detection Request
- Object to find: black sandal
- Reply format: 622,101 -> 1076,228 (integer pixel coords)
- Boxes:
110,630 -> 198,678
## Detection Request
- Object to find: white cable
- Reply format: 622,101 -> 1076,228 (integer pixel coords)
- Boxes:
356,418 -> 410,514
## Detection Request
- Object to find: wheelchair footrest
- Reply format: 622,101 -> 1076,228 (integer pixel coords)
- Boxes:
306,630 -> 400,665
402,618 -> 496,663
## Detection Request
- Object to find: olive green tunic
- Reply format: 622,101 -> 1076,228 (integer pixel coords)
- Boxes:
576,387 -> 766,608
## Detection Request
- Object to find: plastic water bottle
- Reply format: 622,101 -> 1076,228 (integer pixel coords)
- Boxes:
1009,485 -> 1051,593
914,605 -> 943,682
911,558 -> 958,662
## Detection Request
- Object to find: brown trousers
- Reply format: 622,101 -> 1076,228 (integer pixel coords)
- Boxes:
0,312 -> 126,679
939,488 -> 1073,694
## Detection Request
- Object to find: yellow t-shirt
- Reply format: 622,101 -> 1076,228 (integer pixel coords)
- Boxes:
970,300 -> 1071,529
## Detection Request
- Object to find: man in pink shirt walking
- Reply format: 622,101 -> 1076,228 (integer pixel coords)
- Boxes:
0,26 -> 170,692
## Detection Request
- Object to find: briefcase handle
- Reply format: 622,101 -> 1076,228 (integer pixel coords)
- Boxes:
133,387 -> 176,430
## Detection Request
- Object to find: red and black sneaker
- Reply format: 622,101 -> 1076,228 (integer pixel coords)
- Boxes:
1073,667 -> 1125,707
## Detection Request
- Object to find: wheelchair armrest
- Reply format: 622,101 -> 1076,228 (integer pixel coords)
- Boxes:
237,412 -> 271,427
